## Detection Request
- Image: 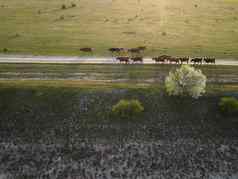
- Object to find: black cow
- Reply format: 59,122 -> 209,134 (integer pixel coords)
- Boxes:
137,46 -> 147,51
204,57 -> 215,64
80,48 -> 93,52
180,57 -> 189,64
168,57 -> 180,64
131,57 -> 143,63
116,57 -> 130,64
108,48 -> 124,53
159,55 -> 172,62
152,57 -> 166,63
191,58 -> 203,64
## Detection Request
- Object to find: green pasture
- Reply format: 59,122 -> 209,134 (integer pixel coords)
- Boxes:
0,0 -> 238,57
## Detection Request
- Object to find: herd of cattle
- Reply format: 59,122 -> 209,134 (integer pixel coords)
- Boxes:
116,56 -> 215,64
80,47 -> 216,64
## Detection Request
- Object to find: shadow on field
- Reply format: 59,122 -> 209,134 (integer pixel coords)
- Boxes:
0,87 -> 237,178
0,87 -> 237,141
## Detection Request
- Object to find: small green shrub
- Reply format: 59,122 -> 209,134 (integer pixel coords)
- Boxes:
3,48 -> 8,53
112,99 -> 144,120
219,97 -> 238,116
60,15 -> 64,20
71,3 -> 76,7
162,32 -> 167,36
61,4 -> 66,9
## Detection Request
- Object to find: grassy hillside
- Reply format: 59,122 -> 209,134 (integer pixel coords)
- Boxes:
1,0 -> 238,57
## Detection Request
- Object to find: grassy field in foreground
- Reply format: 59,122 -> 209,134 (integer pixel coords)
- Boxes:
0,66 -> 237,178
0,79 -> 237,142
1,0 -> 238,58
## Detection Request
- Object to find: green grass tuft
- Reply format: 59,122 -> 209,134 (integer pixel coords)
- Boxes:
219,97 -> 238,116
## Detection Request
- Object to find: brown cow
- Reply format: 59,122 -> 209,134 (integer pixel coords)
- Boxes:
159,55 -> 172,62
168,57 -> 180,64
191,58 -> 203,64
180,57 -> 189,64
137,46 -> 147,51
152,57 -> 166,63
116,57 -> 130,64
204,57 -> 215,64
108,48 -> 124,53
80,47 -> 93,52
131,57 -> 143,63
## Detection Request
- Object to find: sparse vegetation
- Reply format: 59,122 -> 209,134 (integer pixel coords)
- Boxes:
71,3 -> 76,8
112,99 -> 144,120
60,15 -> 64,20
219,97 -> 238,116
162,32 -> 167,36
3,48 -> 8,53
61,4 -> 66,10
165,65 -> 207,99
0,63 -> 236,87
14,33 -> 20,38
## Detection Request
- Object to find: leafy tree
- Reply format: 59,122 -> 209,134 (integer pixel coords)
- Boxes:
165,65 -> 206,99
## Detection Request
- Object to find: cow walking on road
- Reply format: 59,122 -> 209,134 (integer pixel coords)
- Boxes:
191,58 -> 203,64
131,57 -> 143,63
116,57 -> 130,64
204,57 -> 216,64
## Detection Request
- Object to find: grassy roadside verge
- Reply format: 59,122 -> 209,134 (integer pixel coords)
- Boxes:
0,79 -> 237,94
0,63 -> 237,85
0,80 -> 155,90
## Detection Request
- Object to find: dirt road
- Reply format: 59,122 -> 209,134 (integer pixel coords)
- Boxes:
0,55 -> 237,65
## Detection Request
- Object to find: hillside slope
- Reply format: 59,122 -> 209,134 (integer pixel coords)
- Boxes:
1,0 -> 238,57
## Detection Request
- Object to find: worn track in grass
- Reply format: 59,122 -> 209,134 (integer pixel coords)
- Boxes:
0,62 -> 237,85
